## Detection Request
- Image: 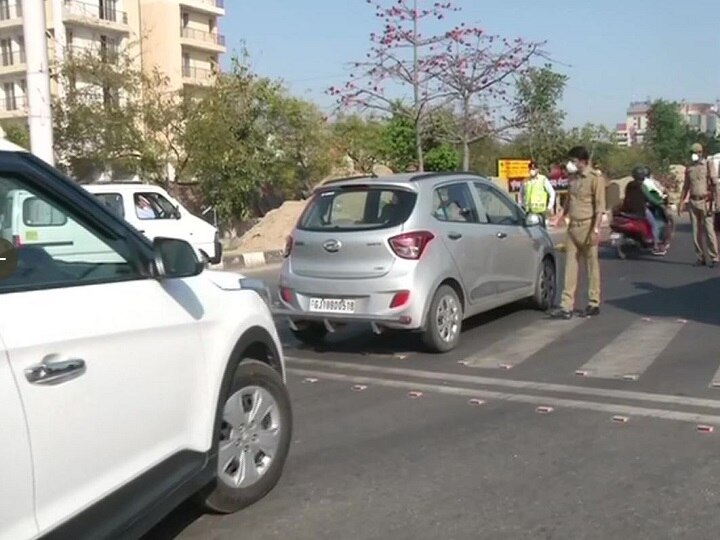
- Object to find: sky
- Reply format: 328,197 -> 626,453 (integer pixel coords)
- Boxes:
221,0 -> 720,129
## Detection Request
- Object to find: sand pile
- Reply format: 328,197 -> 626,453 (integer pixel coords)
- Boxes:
235,200 -> 308,253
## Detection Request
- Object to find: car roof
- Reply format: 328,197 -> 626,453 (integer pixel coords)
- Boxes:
318,171 -> 492,190
83,183 -> 166,194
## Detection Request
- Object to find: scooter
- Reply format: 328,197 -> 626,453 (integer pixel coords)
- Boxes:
609,204 -> 672,259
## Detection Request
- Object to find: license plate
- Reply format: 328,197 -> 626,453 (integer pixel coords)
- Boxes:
610,233 -> 622,240
309,298 -> 356,313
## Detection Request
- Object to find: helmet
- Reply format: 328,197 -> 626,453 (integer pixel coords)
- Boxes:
691,143 -> 703,153
631,165 -> 649,182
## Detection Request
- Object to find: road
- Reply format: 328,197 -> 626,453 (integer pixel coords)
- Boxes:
148,221 -> 720,540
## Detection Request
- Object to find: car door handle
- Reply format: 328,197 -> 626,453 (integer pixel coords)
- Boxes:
496,232 -> 507,239
25,355 -> 86,386
448,232 -> 462,240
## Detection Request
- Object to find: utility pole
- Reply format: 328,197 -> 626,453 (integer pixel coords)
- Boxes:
22,0 -> 55,166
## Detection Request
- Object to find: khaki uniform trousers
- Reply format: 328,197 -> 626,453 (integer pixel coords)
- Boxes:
688,199 -> 718,263
560,219 -> 600,311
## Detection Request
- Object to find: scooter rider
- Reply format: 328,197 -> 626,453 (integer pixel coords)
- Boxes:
619,166 -> 665,255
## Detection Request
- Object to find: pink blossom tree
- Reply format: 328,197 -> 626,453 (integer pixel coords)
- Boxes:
329,0 -> 462,172
433,27 -> 548,170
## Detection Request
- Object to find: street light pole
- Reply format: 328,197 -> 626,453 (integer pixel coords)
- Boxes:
22,0 -> 55,166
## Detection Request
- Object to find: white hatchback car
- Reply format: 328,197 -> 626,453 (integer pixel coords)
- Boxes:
0,141 -> 292,539
83,182 -> 223,265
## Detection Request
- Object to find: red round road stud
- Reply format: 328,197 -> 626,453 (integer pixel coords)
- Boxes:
612,415 -> 629,423
499,363 -> 513,370
468,398 -> 485,406
407,391 -> 423,399
697,424 -> 714,433
575,370 -> 589,377
302,377 -> 319,384
351,384 -> 367,392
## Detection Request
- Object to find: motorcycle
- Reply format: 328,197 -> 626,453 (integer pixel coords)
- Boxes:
609,204 -> 672,259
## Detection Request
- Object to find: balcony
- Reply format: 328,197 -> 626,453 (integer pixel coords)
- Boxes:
182,64 -> 216,86
0,3 -> 22,28
0,50 -> 26,74
179,0 -> 224,15
180,27 -> 226,52
0,94 -> 27,118
63,0 -> 130,32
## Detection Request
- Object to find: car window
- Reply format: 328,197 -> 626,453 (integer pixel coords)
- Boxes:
474,183 -> 520,226
297,187 -> 417,231
135,192 -> 177,220
432,183 -> 480,223
93,192 -> 125,218
23,197 -> 68,226
0,174 -> 144,293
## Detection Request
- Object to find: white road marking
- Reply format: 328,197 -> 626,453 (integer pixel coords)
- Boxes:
285,356 -> 720,410
576,318 -> 685,380
288,368 -> 720,426
462,318 -> 586,369
708,365 -> 720,389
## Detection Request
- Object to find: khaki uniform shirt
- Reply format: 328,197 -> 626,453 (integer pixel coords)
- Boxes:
566,168 -> 605,222
684,159 -> 717,200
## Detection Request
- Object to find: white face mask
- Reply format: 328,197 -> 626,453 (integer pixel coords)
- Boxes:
691,153 -> 700,162
566,161 -> 578,174
530,169 -> 538,178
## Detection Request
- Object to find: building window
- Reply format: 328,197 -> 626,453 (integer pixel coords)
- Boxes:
0,38 -> 11,66
0,0 -> 10,21
4,82 -> 16,110
208,17 -> 215,33
182,12 -> 189,27
99,0 -> 117,23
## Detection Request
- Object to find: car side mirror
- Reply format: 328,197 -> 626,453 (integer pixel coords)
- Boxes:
152,237 -> 203,279
524,213 -> 542,227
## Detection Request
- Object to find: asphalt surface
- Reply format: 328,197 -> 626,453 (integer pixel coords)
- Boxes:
147,219 -> 720,540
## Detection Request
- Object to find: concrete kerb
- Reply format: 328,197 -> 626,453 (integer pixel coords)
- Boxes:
223,248 -> 285,269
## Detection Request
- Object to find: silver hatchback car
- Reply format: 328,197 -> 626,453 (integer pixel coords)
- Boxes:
275,172 -> 557,352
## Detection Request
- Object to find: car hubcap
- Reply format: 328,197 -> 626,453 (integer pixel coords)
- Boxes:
218,385 -> 281,489
436,294 -> 460,343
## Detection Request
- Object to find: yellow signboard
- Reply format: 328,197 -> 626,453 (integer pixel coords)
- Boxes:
497,158 -> 531,181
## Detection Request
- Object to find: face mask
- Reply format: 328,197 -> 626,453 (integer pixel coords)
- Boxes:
530,169 -> 538,177
566,161 -> 578,174
691,153 -> 700,162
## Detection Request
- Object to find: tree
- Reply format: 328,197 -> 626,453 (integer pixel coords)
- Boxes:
381,113 -> 417,171
644,99 -> 687,169
513,65 -> 568,169
53,45 -> 148,180
266,95 -> 334,197
434,28 -> 548,170
329,1 -> 463,171
425,144 -> 459,171
330,114 -> 387,173
1,122 -> 29,149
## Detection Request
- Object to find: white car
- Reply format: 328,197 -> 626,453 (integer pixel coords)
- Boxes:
83,182 -> 223,265
0,140 -> 292,539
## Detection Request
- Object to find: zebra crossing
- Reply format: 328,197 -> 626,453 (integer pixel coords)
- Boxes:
452,314 -> 714,388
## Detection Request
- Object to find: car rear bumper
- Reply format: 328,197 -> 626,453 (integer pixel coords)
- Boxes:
271,307 -> 411,330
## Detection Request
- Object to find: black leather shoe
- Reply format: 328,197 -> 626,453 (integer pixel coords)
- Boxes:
694,260 -> 707,267
710,261 -> 718,269
548,308 -> 573,320
581,306 -> 600,317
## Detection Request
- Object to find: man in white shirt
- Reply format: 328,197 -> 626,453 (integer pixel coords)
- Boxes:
519,160 -> 556,226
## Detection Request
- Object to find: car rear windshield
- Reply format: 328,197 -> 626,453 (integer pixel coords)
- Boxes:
297,187 -> 417,232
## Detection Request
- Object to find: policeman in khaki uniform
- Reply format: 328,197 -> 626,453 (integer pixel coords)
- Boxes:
550,146 -> 606,320
680,142 -> 718,267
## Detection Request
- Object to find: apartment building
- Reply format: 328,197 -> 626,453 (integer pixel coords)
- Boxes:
0,0 -> 225,123
615,100 -> 720,147
140,0 -> 225,91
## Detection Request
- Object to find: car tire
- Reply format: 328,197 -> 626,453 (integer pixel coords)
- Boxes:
290,321 -> 328,346
531,256 -> 556,311
203,359 -> 292,514
421,284 -> 462,353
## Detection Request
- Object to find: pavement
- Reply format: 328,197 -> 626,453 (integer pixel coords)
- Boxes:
146,218 -> 720,540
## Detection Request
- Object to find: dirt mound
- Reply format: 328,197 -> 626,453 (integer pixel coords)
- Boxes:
236,200 -> 307,253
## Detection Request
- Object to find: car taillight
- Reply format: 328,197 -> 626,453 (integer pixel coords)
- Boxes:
280,287 -> 294,303
283,236 -> 293,258
388,231 -> 435,260
390,290 -> 410,308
